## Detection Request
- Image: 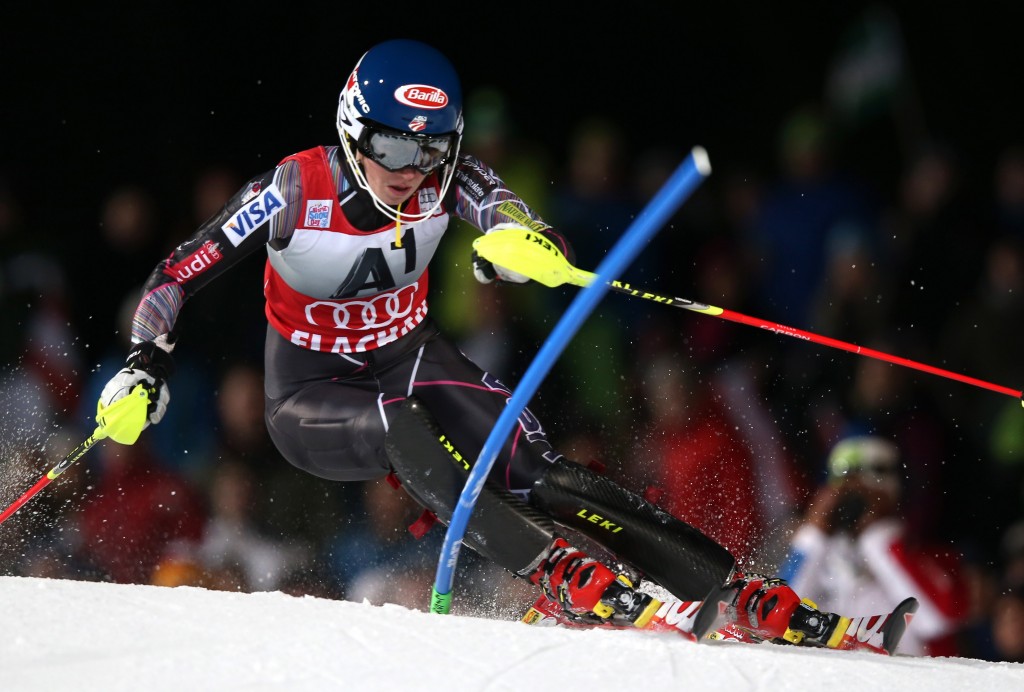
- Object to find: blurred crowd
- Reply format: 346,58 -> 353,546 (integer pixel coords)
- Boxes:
4,22 -> 1024,660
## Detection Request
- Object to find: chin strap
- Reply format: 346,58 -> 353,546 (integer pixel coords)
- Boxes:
395,201 -> 403,248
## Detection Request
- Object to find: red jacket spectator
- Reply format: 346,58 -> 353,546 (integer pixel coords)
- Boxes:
75,441 -> 206,584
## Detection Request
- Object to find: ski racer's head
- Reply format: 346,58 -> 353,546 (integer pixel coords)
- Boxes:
337,39 -> 464,222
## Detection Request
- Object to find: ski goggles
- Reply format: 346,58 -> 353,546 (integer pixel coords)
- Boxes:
357,127 -> 455,174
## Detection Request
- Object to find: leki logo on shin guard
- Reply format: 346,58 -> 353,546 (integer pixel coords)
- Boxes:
576,509 -> 624,533
438,435 -> 469,470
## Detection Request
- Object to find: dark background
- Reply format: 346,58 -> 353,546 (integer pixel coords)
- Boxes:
5,4 -> 1024,222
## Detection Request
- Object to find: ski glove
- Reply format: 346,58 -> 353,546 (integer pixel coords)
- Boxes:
472,249 -> 530,285
472,224 -> 575,285
98,334 -> 176,429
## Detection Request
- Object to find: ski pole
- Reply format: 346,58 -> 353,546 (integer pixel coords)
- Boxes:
472,228 -> 1023,402
0,384 -> 151,526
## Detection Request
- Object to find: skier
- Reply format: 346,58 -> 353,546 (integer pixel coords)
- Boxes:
98,38 -> 886,649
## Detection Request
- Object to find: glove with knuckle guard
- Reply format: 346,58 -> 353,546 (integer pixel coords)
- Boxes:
472,248 -> 529,285
98,334 -> 176,429
472,223 -> 575,285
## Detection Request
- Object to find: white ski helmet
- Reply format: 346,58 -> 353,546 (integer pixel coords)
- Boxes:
827,435 -> 902,500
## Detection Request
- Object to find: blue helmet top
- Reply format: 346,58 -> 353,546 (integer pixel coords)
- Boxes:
338,39 -> 463,141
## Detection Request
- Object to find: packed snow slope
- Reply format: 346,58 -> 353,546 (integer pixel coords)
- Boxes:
1,576 -> 1021,691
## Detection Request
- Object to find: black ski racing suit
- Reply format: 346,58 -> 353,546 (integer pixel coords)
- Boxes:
128,145 -> 735,600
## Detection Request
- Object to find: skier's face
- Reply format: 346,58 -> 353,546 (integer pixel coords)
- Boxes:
360,157 -> 427,208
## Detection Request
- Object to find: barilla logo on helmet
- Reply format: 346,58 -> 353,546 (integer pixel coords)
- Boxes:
394,84 -> 448,109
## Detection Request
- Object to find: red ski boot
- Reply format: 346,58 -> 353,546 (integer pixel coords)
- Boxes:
694,573 -> 853,646
527,537 -> 659,626
731,575 -> 805,640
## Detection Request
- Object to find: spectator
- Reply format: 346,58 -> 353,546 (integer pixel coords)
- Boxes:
624,239 -> 804,569
815,333 -> 955,543
548,116 -> 637,272
208,360 -> 343,554
808,221 -> 887,346
169,165 -> 266,366
958,519 -> 1024,662
632,352 -> 765,566
195,458 -> 308,591
778,436 -> 969,656
939,235 -> 1024,542
991,144 -> 1024,239
952,546 -> 1002,661
991,521 -> 1024,662
72,184 -> 165,360
327,477 -> 444,603
336,476 -> 519,615
1001,519 -> 1024,589
150,538 -> 249,592
71,437 -> 207,584
430,86 -> 553,381
742,104 -> 881,471
543,116 -> 640,435
0,174 -> 82,439
77,289 -> 218,477
991,586 -> 1024,663
746,103 -> 879,329
881,143 -> 987,346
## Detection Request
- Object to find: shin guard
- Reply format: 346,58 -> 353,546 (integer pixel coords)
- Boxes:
385,396 -> 556,576
530,458 -> 736,600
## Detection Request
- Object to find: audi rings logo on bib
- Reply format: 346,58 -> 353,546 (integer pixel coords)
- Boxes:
393,85 -> 448,109
304,284 -> 418,329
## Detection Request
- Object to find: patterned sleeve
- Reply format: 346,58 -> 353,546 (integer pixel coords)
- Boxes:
130,162 -> 303,343
449,154 -> 573,263
449,154 -> 551,233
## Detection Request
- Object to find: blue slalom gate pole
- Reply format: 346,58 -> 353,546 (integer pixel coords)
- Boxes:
430,146 -> 712,614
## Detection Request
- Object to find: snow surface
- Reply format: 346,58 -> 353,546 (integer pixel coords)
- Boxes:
1,576 -> 1022,691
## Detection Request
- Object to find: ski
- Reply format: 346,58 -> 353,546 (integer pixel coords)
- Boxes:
521,593 -> 759,644
522,591 -> 919,656
832,597 -> 918,655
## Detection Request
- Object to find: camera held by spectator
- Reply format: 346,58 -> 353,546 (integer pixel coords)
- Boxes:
807,436 -> 902,535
